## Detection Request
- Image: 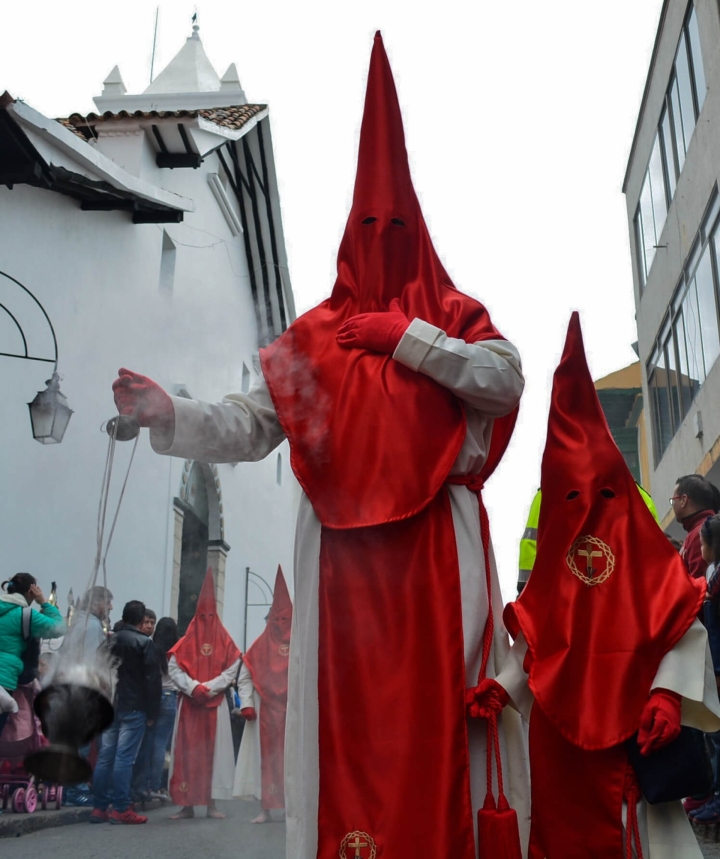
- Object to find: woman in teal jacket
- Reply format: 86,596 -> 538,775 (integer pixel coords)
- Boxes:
0,573 -> 65,736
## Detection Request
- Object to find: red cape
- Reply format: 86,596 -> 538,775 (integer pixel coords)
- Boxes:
261,32 -> 516,530
169,568 -> 241,687
505,313 -> 704,750
244,566 -> 291,808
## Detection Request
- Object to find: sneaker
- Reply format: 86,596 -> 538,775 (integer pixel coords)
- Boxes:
684,795 -> 712,814
65,793 -> 95,807
150,790 -> 170,801
89,809 -> 109,824
691,796 -> 720,823
109,808 -> 148,825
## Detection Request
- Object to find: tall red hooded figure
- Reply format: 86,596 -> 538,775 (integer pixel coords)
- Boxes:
169,569 -> 241,808
260,32 -> 525,859
243,566 -> 292,808
115,29 -> 526,857
504,314 -> 706,858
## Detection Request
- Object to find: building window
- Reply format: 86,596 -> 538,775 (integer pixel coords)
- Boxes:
635,2 -> 706,289
276,453 -> 282,486
241,362 -> 251,393
647,189 -> 720,461
159,230 -> 176,295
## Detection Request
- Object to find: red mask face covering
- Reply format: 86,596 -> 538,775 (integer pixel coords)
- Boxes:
261,32 -> 517,529
505,313 -> 704,750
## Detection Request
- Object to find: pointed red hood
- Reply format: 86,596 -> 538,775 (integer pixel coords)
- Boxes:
244,566 -> 292,706
261,33 -> 517,528
169,568 -> 241,682
505,313 -> 704,750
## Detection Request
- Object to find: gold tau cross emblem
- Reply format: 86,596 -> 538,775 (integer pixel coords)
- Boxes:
566,535 -> 615,587
339,830 -> 377,859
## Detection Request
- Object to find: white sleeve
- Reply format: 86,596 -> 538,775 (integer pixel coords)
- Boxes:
494,632 -> 534,721
392,319 -> 524,415
236,663 -> 256,709
149,375 -> 285,463
651,618 -> 720,732
204,658 -> 241,697
168,655 -> 199,697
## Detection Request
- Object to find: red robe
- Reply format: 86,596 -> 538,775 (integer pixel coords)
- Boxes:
243,566 -> 291,809
261,33 -> 519,858
168,569 -> 241,806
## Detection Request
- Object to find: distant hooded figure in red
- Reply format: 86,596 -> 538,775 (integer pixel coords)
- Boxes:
478,313 -> 720,859
233,566 -> 292,822
113,32 -> 528,858
167,569 -> 241,820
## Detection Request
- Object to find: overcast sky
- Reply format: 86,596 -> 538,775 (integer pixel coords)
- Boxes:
2,0 -> 664,600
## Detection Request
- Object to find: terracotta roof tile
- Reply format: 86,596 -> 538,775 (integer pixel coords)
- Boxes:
57,104 -> 266,140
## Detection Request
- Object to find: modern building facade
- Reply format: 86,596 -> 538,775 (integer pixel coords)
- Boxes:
624,0 -> 720,532
0,26 -> 298,644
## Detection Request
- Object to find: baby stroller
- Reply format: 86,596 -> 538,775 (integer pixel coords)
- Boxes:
0,683 -> 63,812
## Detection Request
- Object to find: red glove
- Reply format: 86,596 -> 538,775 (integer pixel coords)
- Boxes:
240,707 -> 257,721
637,688 -> 681,756
191,685 -> 212,704
112,368 -> 174,429
336,298 -> 409,354
465,678 -> 510,720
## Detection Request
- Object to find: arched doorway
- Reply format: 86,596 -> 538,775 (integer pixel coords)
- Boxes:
171,461 -> 229,633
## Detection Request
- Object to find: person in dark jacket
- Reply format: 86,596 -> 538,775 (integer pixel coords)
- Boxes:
89,600 -> 161,825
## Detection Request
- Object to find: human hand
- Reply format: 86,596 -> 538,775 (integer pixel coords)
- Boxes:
465,678 -> 510,720
638,688 -> 681,756
191,685 -> 212,703
240,707 -> 257,721
112,368 -> 174,429
336,298 -> 409,354
28,584 -> 46,605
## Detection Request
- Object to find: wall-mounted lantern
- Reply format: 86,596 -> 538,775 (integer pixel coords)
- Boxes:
1,270 -> 71,444
28,373 -> 73,444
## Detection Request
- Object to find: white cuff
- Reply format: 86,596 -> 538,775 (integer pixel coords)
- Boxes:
149,396 -> 206,456
392,318 -> 442,371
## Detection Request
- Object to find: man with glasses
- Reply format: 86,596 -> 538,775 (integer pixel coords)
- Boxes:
670,475 -> 720,578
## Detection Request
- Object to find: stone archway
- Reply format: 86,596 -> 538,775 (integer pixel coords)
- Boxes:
171,460 -> 230,631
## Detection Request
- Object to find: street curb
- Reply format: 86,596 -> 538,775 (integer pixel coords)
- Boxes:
0,799 -> 163,838
0,807 -> 92,838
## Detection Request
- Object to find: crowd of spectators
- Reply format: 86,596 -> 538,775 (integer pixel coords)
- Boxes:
0,578 -> 248,825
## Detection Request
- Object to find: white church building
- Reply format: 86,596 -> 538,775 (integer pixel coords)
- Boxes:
0,25 -> 298,646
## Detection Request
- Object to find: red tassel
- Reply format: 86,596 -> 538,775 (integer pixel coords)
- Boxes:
476,714 -> 523,859
477,801 -> 523,859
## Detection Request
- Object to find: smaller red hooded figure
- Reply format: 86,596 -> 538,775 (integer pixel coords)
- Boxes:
493,314 -> 711,859
239,566 -> 292,811
168,569 -> 241,813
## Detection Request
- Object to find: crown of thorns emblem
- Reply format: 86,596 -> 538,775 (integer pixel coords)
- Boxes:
566,535 -> 615,586
339,831 -> 377,859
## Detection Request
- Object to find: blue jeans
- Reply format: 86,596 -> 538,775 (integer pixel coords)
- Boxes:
93,710 -> 147,812
133,691 -> 177,793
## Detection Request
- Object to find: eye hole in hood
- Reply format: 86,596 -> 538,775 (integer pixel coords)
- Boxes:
391,218 -> 406,226
600,488 -> 616,498
361,217 -> 377,225
566,490 -> 580,500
